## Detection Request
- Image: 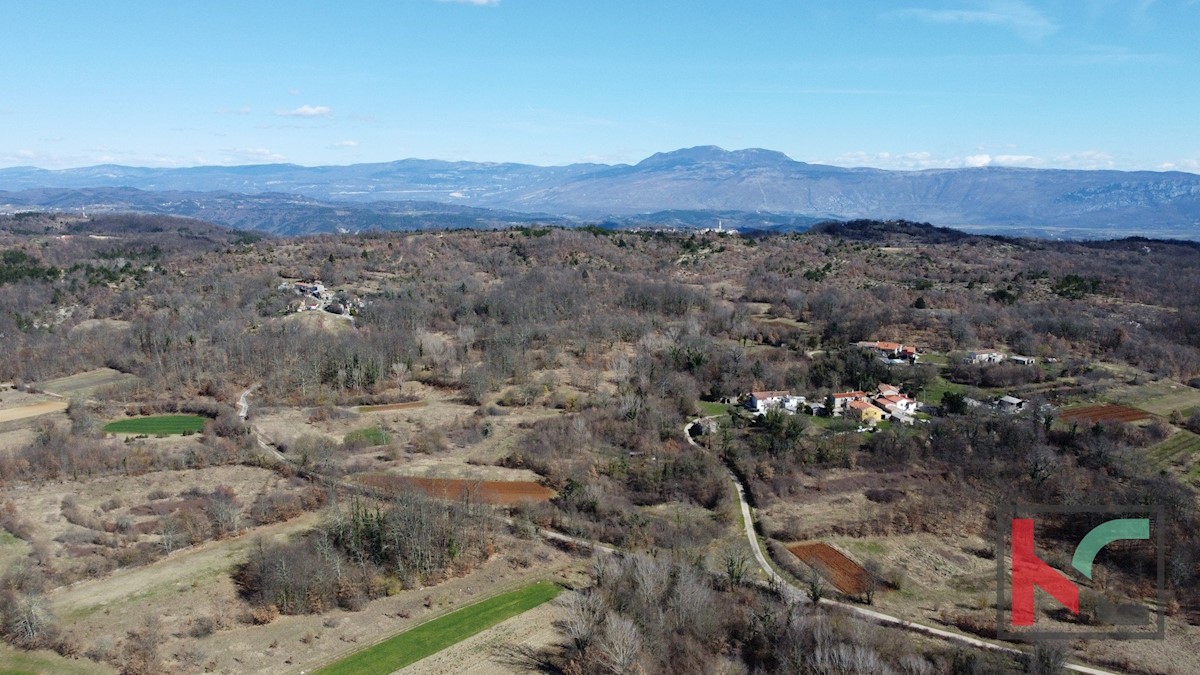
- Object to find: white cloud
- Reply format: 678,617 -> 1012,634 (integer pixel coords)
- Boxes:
332,140 -> 359,148
275,104 -> 332,118
993,154 -> 1042,166
896,0 -> 1058,40
221,147 -> 287,163
438,0 -> 500,5
1159,159 -> 1200,173
964,154 -> 993,167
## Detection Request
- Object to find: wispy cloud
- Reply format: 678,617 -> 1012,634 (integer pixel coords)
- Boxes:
437,0 -> 500,5
331,140 -> 359,149
215,106 -> 252,115
275,104 -> 332,118
1051,150 -> 1116,170
894,0 -> 1058,40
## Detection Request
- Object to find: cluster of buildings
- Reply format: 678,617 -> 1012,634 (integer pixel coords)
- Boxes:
855,340 -> 920,364
964,351 -> 1036,366
745,382 -> 921,426
279,279 -> 365,316
830,383 -> 919,425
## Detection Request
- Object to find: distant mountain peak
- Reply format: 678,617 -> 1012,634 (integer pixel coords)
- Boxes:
636,146 -> 797,169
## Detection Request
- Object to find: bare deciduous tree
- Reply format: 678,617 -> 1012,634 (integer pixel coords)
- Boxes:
597,611 -> 642,675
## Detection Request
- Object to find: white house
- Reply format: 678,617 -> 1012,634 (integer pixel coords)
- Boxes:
967,351 -> 1007,364
747,390 -> 791,414
1011,355 -> 1036,365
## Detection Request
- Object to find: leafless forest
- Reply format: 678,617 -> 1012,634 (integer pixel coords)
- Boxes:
2,212 -> 1200,673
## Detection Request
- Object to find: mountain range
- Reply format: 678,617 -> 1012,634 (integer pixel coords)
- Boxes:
2,146 -> 1199,238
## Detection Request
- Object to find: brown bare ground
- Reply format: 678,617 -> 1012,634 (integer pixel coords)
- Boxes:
1059,404 -> 1153,424
36,367 -> 138,398
357,474 -> 555,506
0,399 -> 68,424
788,542 -> 869,595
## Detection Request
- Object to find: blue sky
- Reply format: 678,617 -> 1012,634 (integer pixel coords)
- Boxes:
1,0 -> 1197,171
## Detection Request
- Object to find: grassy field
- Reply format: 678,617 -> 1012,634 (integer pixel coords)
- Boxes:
344,425 -> 390,446
916,376 -> 965,406
697,400 -> 731,417
1147,429 -> 1200,477
315,581 -> 562,675
102,414 -> 206,435
1114,379 -> 1200,417
0,643 -> 113,675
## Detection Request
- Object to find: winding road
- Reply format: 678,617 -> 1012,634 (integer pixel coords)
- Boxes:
684,417 -> 1121,675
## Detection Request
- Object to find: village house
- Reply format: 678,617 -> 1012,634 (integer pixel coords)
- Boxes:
876,394 -> 918,414
1011,355 -> 1036,365
856,340 -> 920,364
966,351 -> 1007,364
877,383 -> 901,398
830,390 -> 868,415
745,390 -> 805,415
848,400 -> 884,425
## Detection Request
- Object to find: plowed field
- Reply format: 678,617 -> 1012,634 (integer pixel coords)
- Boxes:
788,542 -> 868,595
1059,404 -> 1152,424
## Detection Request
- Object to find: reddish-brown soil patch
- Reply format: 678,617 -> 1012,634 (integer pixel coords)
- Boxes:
355,400 -> 428,413
1059,404 -> 1153,424
356,473 -> 554,506
788,542 -> 868,595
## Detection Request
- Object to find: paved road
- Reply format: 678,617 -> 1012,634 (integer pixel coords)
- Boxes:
683,417 -> 1122,675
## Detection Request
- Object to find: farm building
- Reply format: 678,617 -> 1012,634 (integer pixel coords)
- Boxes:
998,395 -> 1026,413
1011,355 -> 1036,365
